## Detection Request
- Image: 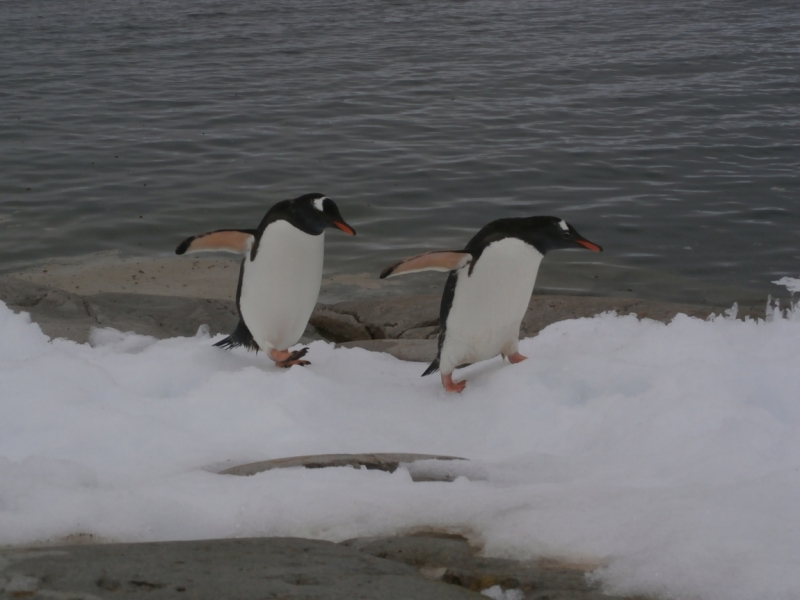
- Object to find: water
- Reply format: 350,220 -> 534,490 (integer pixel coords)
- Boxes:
2,0 -> 799,303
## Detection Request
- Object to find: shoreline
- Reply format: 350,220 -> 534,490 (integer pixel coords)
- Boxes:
0,271 -> 766,363
0,252 -> 771,364
6,250 -> 777,307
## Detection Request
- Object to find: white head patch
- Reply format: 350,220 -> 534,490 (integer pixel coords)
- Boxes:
558,220 -> 569,232
313,197 -> 327,212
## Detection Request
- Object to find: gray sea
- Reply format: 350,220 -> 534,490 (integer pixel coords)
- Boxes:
2,0 -> 799,303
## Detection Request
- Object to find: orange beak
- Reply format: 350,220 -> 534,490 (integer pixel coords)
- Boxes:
576,239 -> 603,252
333,221 -> 356,236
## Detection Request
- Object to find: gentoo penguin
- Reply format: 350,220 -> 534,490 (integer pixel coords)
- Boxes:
176,193 -> 355,368
380,216 -> 602,392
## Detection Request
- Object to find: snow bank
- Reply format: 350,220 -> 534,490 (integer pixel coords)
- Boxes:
1,297 -> 799,600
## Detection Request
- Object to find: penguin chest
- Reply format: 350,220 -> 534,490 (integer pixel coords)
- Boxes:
239,221 -> 325,351
441,238 -> 543,371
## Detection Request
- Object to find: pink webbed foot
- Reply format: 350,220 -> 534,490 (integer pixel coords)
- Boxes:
441,372 -> 466,393
507,352 -> 527,364
269,347 -> 311,368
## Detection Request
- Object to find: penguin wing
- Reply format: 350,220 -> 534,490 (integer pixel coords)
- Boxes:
380,251 -> 471,279
175,229 -> 258,255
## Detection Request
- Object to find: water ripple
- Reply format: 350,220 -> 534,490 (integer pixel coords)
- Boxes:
1,0 -> 799,297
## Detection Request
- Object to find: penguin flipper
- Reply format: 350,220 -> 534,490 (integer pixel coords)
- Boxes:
176,229 -> 258,255
380,251 -> 471,279
421,356 -> 440,377
214,319 -> 260,352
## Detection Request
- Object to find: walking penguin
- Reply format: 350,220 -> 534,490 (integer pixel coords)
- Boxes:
380,216 -> 602,392
176,193 -> 356,368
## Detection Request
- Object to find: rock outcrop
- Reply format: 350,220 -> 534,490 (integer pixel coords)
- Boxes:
0,275 -> 766,363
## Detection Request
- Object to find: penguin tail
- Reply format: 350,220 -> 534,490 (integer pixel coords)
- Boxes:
421,356 -> 440,377
214,319 -> 260,353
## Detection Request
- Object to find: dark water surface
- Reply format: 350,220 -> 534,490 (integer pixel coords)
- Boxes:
2,0 -> 799,302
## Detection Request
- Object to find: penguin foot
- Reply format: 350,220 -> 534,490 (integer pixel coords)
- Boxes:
507,352 -> 528,364
441,373 -> 466,393
277,359 -> 311,368
269,347 -> 311,368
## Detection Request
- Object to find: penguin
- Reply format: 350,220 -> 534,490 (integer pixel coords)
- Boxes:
176,193 -> 355,368
380,216 -> 602,392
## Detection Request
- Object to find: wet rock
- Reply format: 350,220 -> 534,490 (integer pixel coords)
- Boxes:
218,452 -> 466,480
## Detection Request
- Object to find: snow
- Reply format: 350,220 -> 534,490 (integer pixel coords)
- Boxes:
1,299 -> 800,600
774,276 -> 800,294
482,586 -> 525,600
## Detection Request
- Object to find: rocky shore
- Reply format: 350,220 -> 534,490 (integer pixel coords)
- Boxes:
1,532 -> 632,600
0,273 -> 765,364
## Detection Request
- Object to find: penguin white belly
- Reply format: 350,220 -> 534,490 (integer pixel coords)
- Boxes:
239,221 -> 324,352
439,238 -> 543,374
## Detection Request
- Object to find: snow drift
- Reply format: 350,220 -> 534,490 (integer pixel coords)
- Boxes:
1,289 -> 799,600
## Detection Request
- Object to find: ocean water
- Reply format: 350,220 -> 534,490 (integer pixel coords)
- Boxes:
1,0 -> 799,302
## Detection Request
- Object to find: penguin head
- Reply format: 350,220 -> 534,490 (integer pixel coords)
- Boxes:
291,193 -> 356,236
525,217 -> 603,254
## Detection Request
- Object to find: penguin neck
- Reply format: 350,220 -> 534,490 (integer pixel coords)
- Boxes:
251,219 -> 325,261
468,237 -> 544,279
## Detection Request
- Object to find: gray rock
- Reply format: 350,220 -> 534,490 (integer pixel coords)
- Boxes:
0,277 -> 99,343
318,295 -> 441,339
324,294 -> 768,368
0,534 -> 649,600
339,339 -> 439,363
344,533 -> 629,600
0,276 -> 83,311
86,292 -> 239,340
0,537 -> 483,600
309,307 -> 371,341
0,277 -> 322,345
324,293 -> 766,346
399,325 -> 439,339
218,453 -> 467,481
1,276 -> 767,362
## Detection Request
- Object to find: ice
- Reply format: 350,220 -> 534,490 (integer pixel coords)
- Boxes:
1,300 -> 799,600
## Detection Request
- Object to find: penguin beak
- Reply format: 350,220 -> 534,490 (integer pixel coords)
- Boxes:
575,238 -> 602,252
332,221 -> 356,236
